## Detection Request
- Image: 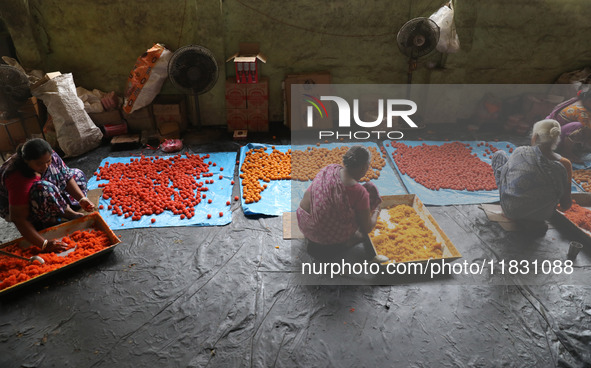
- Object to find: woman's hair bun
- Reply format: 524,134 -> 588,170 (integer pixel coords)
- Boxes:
549,126 -> 560,138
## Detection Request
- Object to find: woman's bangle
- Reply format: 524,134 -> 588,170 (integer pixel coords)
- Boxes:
41,239 -> 48,250
79,196 -> 88,202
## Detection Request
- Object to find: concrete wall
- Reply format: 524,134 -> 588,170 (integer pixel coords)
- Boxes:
1,0 -> 591,125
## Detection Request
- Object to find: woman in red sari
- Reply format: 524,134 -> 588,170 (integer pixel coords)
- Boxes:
297,145 -> 381,247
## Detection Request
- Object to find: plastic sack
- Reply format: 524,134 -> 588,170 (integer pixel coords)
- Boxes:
429,3 -> 461,54
32,73 -> 103,157
160,139 -> 183,153
123,43 -> 172,114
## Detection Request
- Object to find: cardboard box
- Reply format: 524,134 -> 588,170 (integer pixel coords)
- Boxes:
247,108 -> 269,132
246,77 -> 268,109
226,43 -> 267,84
122,106 -> 155,133
0,126 -> 12,153
152,95 -> 188,132
227,109 -> 248,132
19,96 -> 40,117
158,121 -> 181,136
30,71 -> 61,90
283,72 -> 331,129
110,134 -> 141,150
89,110 -> 123,127
225,78 -> 247,109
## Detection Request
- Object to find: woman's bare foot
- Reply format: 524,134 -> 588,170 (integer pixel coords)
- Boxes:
63,206 -> 84,220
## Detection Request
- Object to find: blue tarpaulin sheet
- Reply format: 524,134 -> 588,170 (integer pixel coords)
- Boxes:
87,152 -> 237,229
382,140 -> 516,205
239,142 -> 407,216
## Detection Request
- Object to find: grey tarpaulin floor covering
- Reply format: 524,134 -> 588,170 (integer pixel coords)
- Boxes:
0,127 -> 590,368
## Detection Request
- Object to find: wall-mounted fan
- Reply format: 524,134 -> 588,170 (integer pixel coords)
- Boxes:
0,64 -> 31,119
168,45 -> 218,128
396,17 -> 440,86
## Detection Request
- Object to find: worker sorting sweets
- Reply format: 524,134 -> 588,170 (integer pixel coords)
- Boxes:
491,119 -> 572,235
297,145 -> 382,252
0,138 -> 95,253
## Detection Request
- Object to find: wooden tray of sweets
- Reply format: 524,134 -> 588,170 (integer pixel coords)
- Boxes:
0,212 -> 120,296
369,194 -> 461,264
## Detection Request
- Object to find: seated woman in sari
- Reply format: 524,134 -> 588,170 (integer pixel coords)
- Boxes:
547,88 -> 591,162
0,139 -> 95,253
491,119 -> 572,234
297,145 -> 381,248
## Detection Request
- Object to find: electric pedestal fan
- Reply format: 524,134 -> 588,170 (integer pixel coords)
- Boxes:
396,17 -> 440,97
167,45 -> 218,128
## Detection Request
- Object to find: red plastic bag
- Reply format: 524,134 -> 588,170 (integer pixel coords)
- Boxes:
160,139 -> 183,153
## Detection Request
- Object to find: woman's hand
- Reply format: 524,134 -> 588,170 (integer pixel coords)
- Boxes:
42,239 -> 69,253
79,197 -> 95,212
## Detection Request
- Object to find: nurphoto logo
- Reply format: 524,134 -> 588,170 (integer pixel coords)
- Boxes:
305,95 -> 419,140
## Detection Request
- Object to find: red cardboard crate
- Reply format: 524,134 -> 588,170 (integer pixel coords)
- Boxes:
227,109 -> 248,132
225,79 -> 247,109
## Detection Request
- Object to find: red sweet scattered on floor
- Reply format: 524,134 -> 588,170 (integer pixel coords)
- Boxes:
231,180 -> 235,185
208,199 -> 212,204
390,142 -> 497,191
219,212 -> 223,217
220,167 -> 223,171
151,218 -> 156,223
0,230 -> 112,291
226,201 -> 231,205
219,175 -> 223,180
234,196 -> 239,201
207,214 -> 212,219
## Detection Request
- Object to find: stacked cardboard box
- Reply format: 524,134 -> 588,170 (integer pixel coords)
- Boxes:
225,77 -> 269,132
283,72 -> 331,130
152,95 -> 188,139
0,97 -> 44,153
122,106 -> 155,133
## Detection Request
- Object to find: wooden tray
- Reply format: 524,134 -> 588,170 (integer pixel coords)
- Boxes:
369,194 -> 461,264
553,192 -> 591,246
0,212 -> 120,295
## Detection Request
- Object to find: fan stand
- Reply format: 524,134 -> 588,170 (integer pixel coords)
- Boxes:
188,92 -> 202,130
406,57 -> 418,99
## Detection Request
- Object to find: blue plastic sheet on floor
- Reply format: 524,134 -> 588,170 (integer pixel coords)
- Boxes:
382,140 -> 517,205
87,152 -> 237,229
290,142 -> 407,211
238,143 -> 292,216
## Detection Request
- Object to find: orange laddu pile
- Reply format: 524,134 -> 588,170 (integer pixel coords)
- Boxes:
240,146 -> 291,204
291,146 -> 386,182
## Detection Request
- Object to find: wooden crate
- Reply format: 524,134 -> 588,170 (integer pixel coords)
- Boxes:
0,212 -> 120,295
